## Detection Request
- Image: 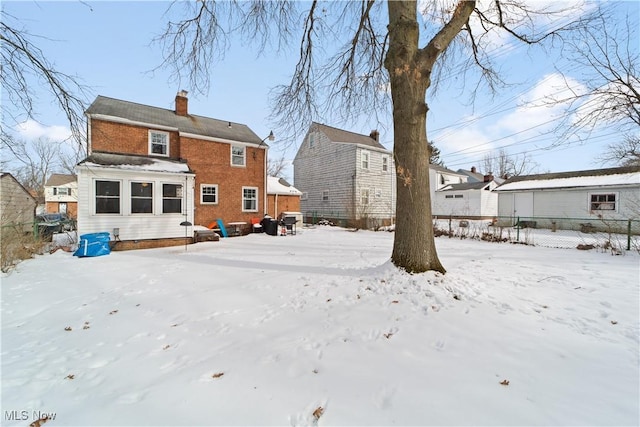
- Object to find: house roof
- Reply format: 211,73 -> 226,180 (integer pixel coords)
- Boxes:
77,152 -> 193,174
45,174 -> 76,187
430,163 -> 466,177
496,166 -> 640,191
312,122 -> 387,150
440,181 -> 492,191
86,95 -> 264,145
267,176 -> 302,196
457,168 -> 485,182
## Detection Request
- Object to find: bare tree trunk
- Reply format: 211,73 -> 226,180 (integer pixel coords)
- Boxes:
385,1 -> 443,273
385,0 -> 475,273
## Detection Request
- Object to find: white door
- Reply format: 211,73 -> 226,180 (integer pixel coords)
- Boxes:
59,202 -> 67,214
513,193 -> 533,219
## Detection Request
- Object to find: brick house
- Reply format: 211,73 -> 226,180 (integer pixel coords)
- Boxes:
76,91 -> 268,248
44,174 -> 78,218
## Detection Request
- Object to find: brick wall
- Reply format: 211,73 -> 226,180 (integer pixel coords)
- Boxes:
181,136 -> 266,226
89,118 -> 266,228
90,120 -> 180,158
267,194 -> 301,218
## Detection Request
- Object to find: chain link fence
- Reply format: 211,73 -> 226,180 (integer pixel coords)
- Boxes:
433,216 -> 640,253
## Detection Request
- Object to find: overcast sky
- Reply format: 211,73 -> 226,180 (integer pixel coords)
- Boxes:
3,1 -> 638,180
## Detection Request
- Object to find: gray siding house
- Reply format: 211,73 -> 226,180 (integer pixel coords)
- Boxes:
293,123 -> 395,226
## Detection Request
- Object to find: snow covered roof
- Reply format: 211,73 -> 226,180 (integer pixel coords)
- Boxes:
267,176 -> 302,196
77,152 -> 193,174
496,166 -> 640,191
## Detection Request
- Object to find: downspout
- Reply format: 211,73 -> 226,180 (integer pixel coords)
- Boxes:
275,194 -> 279,219
263,146 -> 268,215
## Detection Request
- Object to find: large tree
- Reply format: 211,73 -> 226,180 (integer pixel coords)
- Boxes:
158,0 -> 594,273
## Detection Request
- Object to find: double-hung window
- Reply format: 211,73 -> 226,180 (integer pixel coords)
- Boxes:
361,188 -> 370,205
54,187 -> 70,196
242,187 -> 258,212
149,130 -> 169,156
162,183 -> 183,213
322,190 -> 329,202
590,193 -> 616,211
231,145 -> 246,166
382,156 -> 389,172
131,182 -> 153,214
361,150 -> 370,169
201,184 -> 218,204
95,180 -> 120,214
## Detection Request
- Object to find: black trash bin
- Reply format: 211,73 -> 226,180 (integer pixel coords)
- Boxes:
261,217 -> 278,236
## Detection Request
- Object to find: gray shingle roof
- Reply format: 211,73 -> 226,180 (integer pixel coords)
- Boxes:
86,95 -> 264,145
312,122 -> 387,150
45,174 -> 76,187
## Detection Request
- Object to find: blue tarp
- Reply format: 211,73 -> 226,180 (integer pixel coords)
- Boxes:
74,232 -> 111,257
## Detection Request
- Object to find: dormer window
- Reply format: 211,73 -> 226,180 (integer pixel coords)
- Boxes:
149,130 -> 169,156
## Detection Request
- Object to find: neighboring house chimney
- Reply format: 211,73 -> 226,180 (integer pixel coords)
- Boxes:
471,166 -> 476,173
370,130 -> 379,142
484,172 -> 494,182
175,90 -> 188,116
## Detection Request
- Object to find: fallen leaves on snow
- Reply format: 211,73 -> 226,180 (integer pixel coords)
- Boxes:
500,379 -> 510,386
313,406 -> 324,420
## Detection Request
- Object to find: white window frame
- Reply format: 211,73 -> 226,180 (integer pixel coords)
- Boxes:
201,184 -> 219,205
322,190 -> 329,202
149,130 -> 169,157
382,156 -> 389,172
242,186 -> 258,212
361,188 -> 370,205
130,181 -> 154,214
361,150 -> 370,170
231,145 -> 246,167
589,192 -> 618,212
162,183 -> 183,214
94,179 -> 121,215
54,187 -> 70,196
374,188 -> 382,198
308,134 -> 315,148
301,192 -> 308,201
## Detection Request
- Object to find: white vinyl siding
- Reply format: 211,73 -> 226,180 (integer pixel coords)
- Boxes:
76,166 -> 195,241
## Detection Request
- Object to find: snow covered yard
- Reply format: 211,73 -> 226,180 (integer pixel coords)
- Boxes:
2,226 -> 638,426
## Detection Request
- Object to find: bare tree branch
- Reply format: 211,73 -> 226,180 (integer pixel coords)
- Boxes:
0,14 -> 90,148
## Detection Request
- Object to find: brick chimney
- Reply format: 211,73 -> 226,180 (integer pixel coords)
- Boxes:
370,130 -> 379,142
471,166 -> 477,173
175,90 -> 188,116
484,172 -> 494,182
